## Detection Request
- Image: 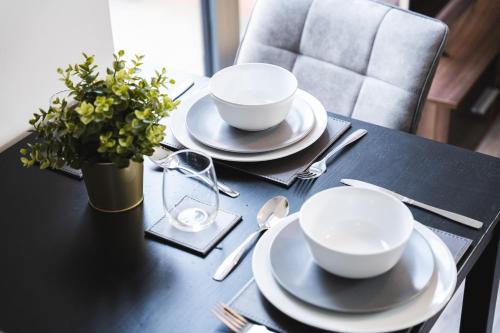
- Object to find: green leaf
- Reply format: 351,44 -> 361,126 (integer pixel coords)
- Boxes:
22,50 -> 178,169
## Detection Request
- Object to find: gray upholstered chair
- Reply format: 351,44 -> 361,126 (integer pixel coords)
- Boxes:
236,0 -> 448,133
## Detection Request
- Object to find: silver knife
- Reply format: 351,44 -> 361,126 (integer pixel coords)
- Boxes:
340,179 -> 483,229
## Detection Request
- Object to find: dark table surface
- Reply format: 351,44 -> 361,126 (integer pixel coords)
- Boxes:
1,75 -> 500,333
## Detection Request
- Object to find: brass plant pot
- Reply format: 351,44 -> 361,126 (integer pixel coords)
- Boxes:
81,160 -> 144,213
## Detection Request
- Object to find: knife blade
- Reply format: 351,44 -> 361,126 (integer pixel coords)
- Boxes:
340,179 -> 483,229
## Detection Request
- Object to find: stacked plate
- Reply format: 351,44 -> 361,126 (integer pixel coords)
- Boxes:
252,214 -> 457,333
170,89 -> 328,162
169,63 -> 329,163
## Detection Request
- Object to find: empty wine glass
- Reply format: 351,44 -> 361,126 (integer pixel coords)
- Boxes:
162,149 -> 219,232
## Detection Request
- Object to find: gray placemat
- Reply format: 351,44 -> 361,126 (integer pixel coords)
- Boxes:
145,196 -> 242,256
227,227 -> 472,333
162,114 -> 351,187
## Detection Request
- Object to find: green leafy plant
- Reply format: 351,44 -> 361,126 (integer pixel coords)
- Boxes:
20,50 -> 179,169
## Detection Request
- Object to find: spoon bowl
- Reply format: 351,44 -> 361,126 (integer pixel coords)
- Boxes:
257,196 -> 290,230
212,195 -> 290,281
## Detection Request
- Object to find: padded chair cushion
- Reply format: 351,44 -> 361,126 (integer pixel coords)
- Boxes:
236,0 -> 448,132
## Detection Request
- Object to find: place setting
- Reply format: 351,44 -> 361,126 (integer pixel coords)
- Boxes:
223,186 -> 474,333
160,62 -> 354,186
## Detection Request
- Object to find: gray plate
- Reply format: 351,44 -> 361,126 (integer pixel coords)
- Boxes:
270,221 -> 435,313
185,95 -> 315,154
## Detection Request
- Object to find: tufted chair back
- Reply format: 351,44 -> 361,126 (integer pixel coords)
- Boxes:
236,0 -> 448,132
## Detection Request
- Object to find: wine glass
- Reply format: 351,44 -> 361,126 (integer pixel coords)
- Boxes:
162,149 -> 219,232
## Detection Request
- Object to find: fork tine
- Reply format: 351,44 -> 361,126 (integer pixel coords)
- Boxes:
219,303 -> 248,331
297,171 -> 314,179
212,306 -> 241,332
296,171 -> 310,178
212,312 -> 239,332
222,304 -> 248,326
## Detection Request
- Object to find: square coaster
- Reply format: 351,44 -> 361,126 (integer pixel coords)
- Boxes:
145,196 -> 242,256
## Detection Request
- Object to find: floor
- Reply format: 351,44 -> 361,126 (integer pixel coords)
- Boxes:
108,1 -> 500,332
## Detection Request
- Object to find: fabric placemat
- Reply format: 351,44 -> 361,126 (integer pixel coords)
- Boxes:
227,227 -> 472,333
162,114 -> 350,187
145,196 -> 242,256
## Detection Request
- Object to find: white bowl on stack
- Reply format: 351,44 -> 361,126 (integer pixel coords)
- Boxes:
209,63 -> 298,131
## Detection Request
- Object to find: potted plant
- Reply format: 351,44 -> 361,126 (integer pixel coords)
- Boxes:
20,50 -> 179,212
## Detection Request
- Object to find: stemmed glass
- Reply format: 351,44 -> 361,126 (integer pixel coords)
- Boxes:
162,149 -> 219,232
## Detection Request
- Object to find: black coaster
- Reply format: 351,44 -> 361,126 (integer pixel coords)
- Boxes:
145,197 -> 242,256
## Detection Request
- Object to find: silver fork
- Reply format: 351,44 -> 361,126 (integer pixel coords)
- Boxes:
212,303 -> 272,333
297,129 -> 367,180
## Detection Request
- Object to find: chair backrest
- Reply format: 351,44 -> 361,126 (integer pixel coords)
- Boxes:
236,0 -> 448,132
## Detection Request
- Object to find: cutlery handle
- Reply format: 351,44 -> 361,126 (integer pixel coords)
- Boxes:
177,165 -> 239,198
55,165 -> 83,180
408,200 -> 483,229
323,129 -> 367,164
213,230 -> 262,281
170,80 -> 195,101
216,182 -> 240,198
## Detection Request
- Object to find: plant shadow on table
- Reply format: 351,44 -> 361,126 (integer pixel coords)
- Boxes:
55,204 -> 176,310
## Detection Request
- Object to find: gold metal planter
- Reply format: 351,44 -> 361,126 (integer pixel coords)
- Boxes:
81,161 -> 144,213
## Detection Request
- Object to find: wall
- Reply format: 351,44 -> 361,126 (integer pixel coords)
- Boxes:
0,0 -> 114,151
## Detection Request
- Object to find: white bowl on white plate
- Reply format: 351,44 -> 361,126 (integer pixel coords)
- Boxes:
299,187 -> 414,279
209,63 -> 298,131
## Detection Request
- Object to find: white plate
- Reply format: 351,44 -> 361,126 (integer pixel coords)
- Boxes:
185,94 -> 315,153
170,89 -> 328,162
252,213 -> 457,333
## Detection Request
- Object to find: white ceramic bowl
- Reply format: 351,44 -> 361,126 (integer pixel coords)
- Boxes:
299,187 -> 414,279
209,63 -> 298,131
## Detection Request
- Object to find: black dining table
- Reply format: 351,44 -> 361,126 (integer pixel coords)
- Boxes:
0,71 -> 499,333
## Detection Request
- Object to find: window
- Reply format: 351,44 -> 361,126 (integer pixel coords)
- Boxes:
109,0 -> 205,75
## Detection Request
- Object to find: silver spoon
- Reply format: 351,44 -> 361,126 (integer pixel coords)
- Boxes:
149,146 -> 240,198
213,196 -> 290,281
